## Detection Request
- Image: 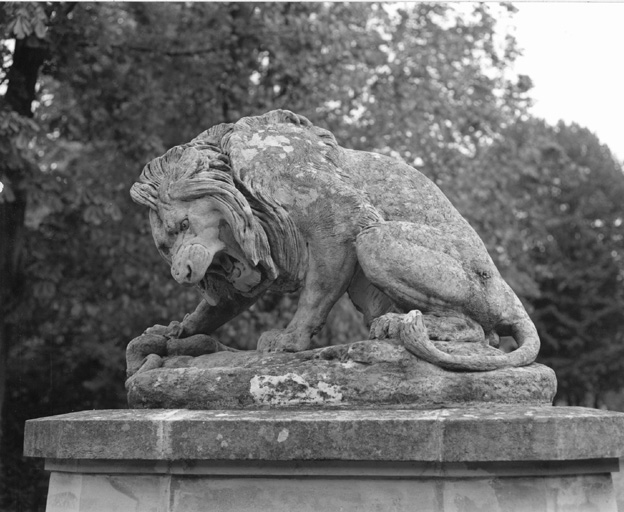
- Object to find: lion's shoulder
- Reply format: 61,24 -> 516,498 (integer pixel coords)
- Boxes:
191,111 -> 341,183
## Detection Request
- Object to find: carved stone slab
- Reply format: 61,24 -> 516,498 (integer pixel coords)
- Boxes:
126,339 -> 556,409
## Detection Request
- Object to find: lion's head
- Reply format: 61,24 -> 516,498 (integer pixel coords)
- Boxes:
130,134 -> 278,304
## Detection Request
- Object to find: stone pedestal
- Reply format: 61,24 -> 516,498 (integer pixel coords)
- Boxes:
24,406 -> 624,512
125,340 -> 558,410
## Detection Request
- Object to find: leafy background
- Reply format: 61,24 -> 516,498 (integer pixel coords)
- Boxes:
1,3 -> 624,510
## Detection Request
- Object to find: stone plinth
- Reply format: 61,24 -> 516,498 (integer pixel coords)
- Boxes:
126,339 -> 557,409
24,406 -> 624,511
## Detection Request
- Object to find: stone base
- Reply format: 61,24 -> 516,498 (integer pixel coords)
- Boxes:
126,339 -> 557,409
43,459 -> 618,512
24,406 -> 624,512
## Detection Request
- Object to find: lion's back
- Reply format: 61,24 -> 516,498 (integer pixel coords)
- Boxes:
222,111 -> 471,232
340,149 -> 467,228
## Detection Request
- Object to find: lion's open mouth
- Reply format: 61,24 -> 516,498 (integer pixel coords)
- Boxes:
204,251 -> 262,293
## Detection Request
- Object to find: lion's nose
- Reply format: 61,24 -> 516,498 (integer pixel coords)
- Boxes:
171,243 -> 217,286
171,261 -> 195,285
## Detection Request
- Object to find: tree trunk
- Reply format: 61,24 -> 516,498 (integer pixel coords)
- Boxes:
0,34 -> 47,474
0,187 -> 27,418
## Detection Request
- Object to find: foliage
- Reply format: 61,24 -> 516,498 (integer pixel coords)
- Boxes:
496,120 -> 624,404
1,3 -> 623,511
449,116 -> 624,405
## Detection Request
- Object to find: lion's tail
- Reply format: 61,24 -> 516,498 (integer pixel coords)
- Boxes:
400,310 -> 540,371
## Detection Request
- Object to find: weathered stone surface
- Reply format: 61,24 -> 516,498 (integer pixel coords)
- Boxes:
26,407 -> 624,511
24,406 -> 624,462
125,339 -> 556,409
127,109 -> 544,375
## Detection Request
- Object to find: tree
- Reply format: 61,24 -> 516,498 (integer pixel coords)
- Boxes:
467,118 -> 624,405
0,0 -> 55,484
527,123 -> 624,405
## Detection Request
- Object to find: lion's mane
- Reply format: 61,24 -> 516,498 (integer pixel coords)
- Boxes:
130,132 -> 281,281
131,110 -> 348,288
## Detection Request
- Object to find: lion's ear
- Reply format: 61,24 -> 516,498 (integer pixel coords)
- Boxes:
130,182 -> 158,210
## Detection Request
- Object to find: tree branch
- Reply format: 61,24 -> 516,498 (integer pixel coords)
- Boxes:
126,45 -> 218,58
75,41 -> 218,59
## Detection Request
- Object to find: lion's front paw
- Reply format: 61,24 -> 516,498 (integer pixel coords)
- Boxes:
144,320 -> 184,339
257,329 -> 312,353
126,333 -> 167,377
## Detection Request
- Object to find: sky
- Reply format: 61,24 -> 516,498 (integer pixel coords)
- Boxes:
510,2 -> 624,161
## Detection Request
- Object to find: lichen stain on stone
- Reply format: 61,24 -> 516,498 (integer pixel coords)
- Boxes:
293,188 -> 319,209
239,148 -> 259,162
247,132 -> 293,150
273,186 -> 319,210
277,428 -> 289,443
341,361 -> 358,369
249,373 -> 343,405
216,433 -> 229,448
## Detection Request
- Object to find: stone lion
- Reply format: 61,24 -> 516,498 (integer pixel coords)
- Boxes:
129,109 -> 539,373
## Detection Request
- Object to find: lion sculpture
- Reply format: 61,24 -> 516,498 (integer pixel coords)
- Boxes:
129,109 -> 539,373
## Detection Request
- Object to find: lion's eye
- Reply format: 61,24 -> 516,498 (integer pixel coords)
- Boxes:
180,219 -> 190,232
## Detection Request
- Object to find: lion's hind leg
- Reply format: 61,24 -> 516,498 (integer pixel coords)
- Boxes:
356,221 -> 483,316
356,221 -> 520,370
357,220 -> 488,344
